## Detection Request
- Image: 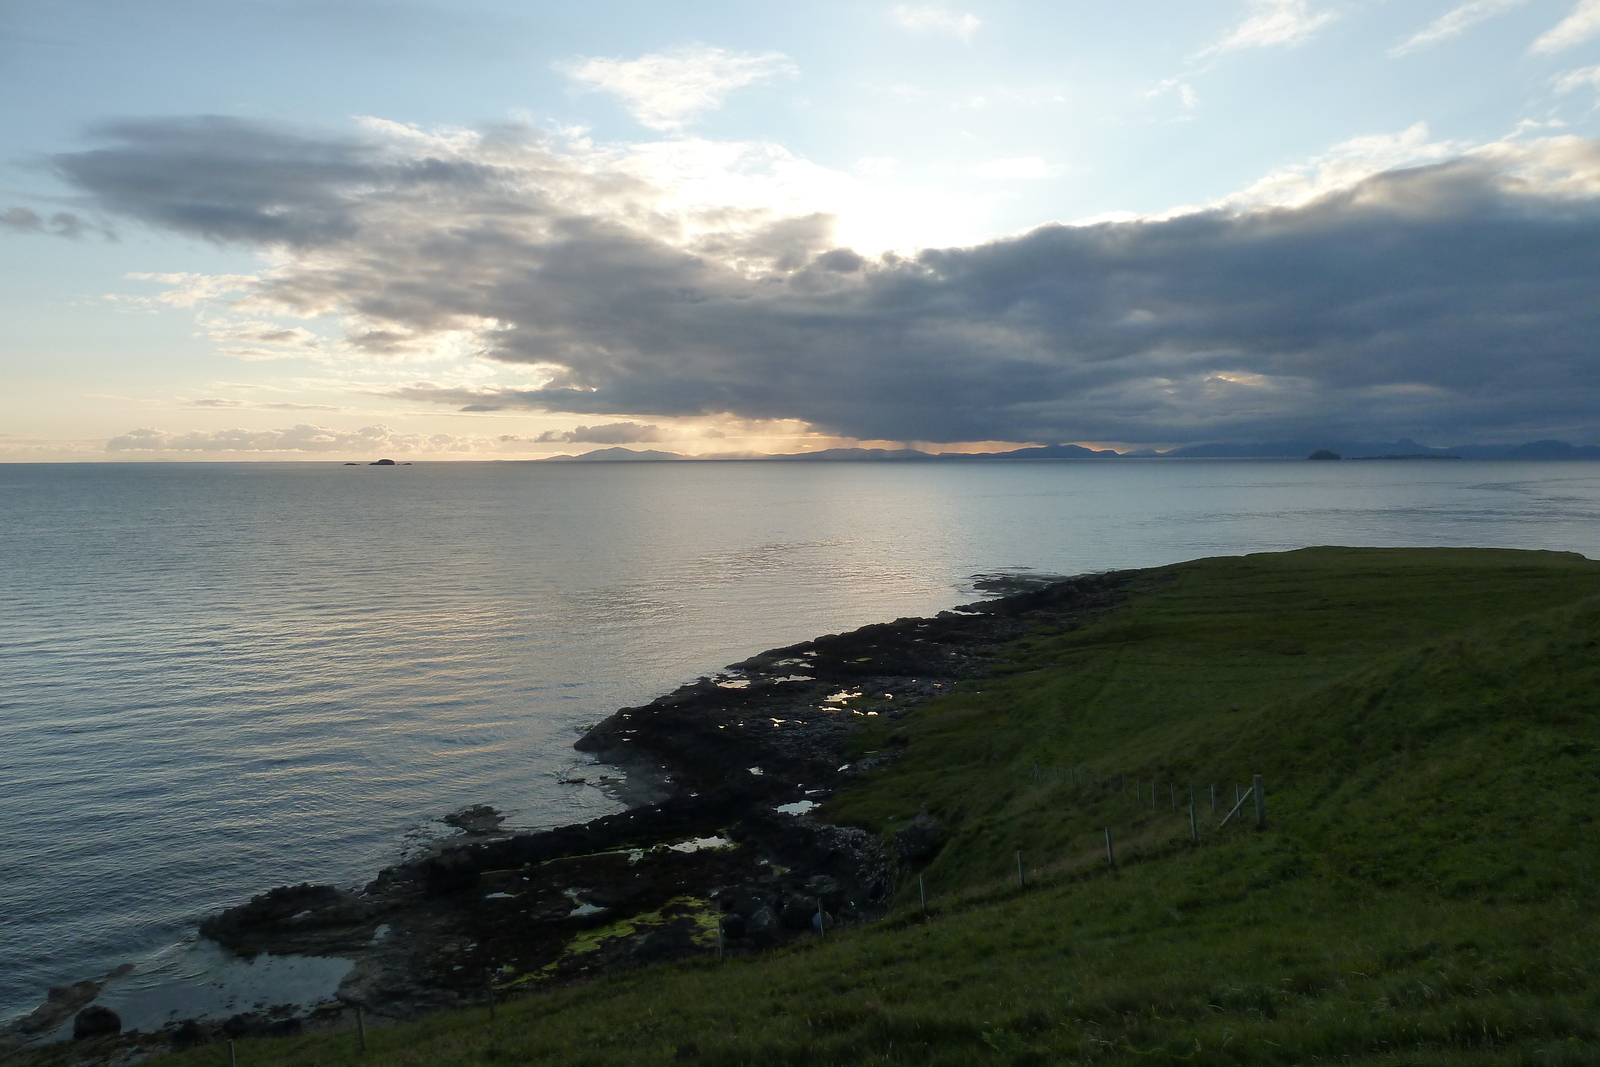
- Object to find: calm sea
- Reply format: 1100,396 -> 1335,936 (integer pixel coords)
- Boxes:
6,458 -> 1600,1028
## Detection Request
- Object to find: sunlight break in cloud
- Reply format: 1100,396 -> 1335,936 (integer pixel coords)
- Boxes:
563,45 -> 796,131
1531,0 -> 1600,53
1203,0 -> 1338,55
1390,0 -> 1529,57
890,5 -> 982,40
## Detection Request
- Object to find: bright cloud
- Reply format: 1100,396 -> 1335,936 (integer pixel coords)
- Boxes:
1148,78 -> 1200,109
890,5 -> 982,40
1554,63 -> 1600,93
562,45 -> 796,131
1213,122 -> 1465,210
1531,0 -> 1600,53
1390,0 -> 1529,57
1203,0 -> 1338,55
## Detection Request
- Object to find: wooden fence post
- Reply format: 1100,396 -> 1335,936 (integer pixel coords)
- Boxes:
1017,851 -> 1025,888
356,1006 -> 366,1053
1189,787 -> 1198,843
919,873 -> 927,914
1253,774 -> 1266,829
1210,783 -> 1217,814
1104,827 -> 1116,869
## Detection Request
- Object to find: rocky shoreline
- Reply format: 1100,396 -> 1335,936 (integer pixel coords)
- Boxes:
6,570 -> 1130,1058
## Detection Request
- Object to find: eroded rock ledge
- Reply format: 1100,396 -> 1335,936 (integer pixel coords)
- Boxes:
137,571 -> 1131,1039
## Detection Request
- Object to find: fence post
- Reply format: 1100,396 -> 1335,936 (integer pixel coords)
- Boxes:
228,1040 -> 237,1067
1104,827 -> 1116,869
1016,851 -> 1025,888
1253,774 -> 1266,829
1189,787 -> 1198,843
1210,784 -> 1217,815
356,1006 -> 367,1053
919,873 -> 927,914
816,897 -> 825,938
1170,783 -> 1177,810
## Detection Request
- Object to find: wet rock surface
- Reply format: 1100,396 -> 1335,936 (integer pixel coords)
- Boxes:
71,1006 -> 120,1040
60,570 -> 1128,1042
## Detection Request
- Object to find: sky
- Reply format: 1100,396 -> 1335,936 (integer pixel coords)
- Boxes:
7,1 -> 1600,460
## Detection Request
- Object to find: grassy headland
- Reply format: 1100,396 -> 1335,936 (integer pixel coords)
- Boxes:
50,547 -> 1600,1065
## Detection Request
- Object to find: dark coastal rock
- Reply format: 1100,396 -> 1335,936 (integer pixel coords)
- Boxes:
780,893 -> 817,930
187,569 -> 1130,1020
169,1019 -> 208,1048
894,813 -> 944,865
221,1012 -> 304,1040
11,979 -> 101,1035
369,458 -> 396,465
72,1005 -> 120,1040
200,882 -> 375,956
443,804 -> 504,834
745,907 -> 781,945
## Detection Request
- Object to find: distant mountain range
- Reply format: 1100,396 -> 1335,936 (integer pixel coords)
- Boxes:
540,439 -> 1600,462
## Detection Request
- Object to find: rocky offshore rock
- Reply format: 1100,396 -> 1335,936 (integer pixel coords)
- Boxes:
443,803 -> 505,834
11,979 -> 101,1036
72,1005 -> 120,1040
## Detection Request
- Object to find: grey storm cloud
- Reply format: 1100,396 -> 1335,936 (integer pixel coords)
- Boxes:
53,117 -> 1600,445
533,422 -> 667,444
2,206 -> 92,238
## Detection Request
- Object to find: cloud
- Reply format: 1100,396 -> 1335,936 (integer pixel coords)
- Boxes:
2,206 -> 97,238
105,423 -> 541,454
1553,63 -> 1600,93
533,422 -> 667,444
973,157 -> 1067,180
1148,78 -> 1200,109
1390,0 -> 1529,57
1212,123 -> 1466,210
562,45 -> 796,131
890,5 -> 982,40
1532,0 -> 1600,52
127,272 -> 260,306
1203,0 -> 1338,55
55,115 -> 1600,447
186,397 -> 348,411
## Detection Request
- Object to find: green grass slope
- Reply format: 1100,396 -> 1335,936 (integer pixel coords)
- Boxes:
66,548 -> 1600,1066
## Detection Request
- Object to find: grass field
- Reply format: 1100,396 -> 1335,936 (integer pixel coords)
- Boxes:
38,547 -> 1600,1066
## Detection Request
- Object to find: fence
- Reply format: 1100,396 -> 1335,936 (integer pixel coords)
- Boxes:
905,768 -> 1270,916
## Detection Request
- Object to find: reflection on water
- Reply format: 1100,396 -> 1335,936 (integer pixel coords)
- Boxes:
5,458 -> 1600,1023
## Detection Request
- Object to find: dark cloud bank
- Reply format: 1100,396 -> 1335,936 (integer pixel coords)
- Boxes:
44,117 -> 1600,447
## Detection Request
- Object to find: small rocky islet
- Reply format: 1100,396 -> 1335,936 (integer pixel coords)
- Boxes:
8,570 -> 1127,1054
